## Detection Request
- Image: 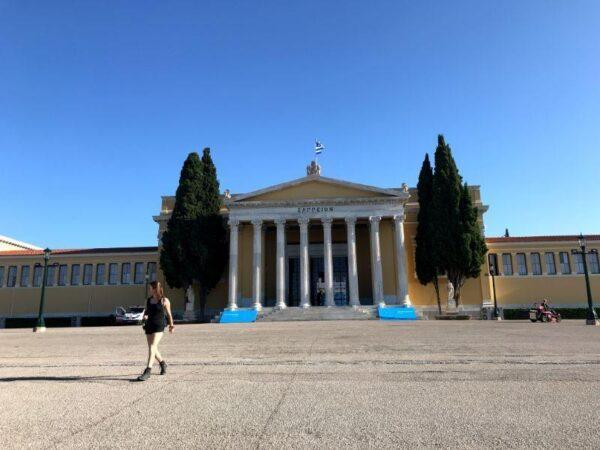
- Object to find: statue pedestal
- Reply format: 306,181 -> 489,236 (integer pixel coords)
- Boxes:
446,299 -> 457,313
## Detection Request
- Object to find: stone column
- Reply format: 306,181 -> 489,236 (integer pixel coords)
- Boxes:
227,219 -> 240,310
393,215 -> 411,306
369,216 -> 385,306
252,219 -> 263,311
275,218 -> 287,309
345,217 -> 360,307
299,218 -> 311,308
322,218 -> 335,307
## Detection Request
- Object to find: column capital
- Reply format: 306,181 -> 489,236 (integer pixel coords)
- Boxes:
274,218 -> 287,226
251,219 -> 263,228
321,217 -> 333,226
369,215 -> 382,224
344,216 -> 357,226
298,217 -> 310,226
393,214 -> 406,223
228,218 -> 240,228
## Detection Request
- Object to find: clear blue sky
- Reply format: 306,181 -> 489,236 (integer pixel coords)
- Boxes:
1,1 -> 599,249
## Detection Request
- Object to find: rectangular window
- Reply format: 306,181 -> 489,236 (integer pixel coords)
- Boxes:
531,253 -> 542,276
7,266 -> 17,287
559,252 -> 571,274
502,254 -> 513,276
573,253 -> 585,274
545,252 -> 556,275
71,264 -> 81,285
33,266 -> 43,287
83,264 -> 93,285
147,262 -> 157,282
0,266 -> 4,287
58,264 -> 68,286
134,262 -> 145,284
588,251 -> 600,274
108,263 -> 118,285
516,253 -> 528,275
20,265 -> 30,287
46,265 -> 57,287
96,263 -> 106,285
488,253 -> 499,275
121,263 -> 131,284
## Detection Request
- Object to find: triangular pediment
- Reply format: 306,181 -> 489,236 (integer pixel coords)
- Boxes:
230,176 -> 405,203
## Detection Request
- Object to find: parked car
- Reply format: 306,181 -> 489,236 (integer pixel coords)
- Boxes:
114,306 -> 145,325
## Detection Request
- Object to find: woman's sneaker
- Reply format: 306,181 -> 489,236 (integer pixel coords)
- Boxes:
159,361 -> 167,375
137,367 -> 151,381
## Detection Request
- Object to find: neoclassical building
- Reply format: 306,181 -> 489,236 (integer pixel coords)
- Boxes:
153,163 -> 491,314
1,162 -> 599,325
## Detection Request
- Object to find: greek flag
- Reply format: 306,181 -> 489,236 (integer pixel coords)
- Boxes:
315,140 -> 324,155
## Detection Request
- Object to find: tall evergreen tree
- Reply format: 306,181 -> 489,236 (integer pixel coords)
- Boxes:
160,149 -> 228,320
194,148 -> 227,319
160,152 -> 205,293
431,135 -> 487,306
415,153 -> 442,313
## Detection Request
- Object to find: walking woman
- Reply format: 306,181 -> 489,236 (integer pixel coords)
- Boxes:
137,281 -> 174,381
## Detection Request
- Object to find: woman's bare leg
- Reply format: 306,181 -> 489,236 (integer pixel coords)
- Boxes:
145,332 -> 163,368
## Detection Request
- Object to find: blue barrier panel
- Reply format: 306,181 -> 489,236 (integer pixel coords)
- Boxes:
378,305 -> 418,321
219,309 -> 258,323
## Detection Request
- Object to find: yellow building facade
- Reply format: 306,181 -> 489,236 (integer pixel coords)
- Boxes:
1,165 -> 599,325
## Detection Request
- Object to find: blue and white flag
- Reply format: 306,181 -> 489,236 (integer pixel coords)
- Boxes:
315,140 -> 325,155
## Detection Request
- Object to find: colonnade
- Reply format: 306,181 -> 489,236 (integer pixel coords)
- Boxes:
227,216 -> 410,310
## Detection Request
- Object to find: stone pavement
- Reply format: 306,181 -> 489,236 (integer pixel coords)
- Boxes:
1,321 -> 599,449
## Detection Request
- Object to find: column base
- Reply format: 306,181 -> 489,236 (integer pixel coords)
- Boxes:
253,303 -> 263,311
400,295 -> 411,306
33,326 -> 46,333
226,305 -> 238,311
274,303 -> 287,310
301,303 -> 311,309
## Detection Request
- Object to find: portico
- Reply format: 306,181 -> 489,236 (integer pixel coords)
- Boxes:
224,171 -> 411,310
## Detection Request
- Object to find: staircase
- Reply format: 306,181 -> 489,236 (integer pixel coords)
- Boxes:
258,306 -> 378,322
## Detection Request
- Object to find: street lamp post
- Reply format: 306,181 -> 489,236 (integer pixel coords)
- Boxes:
490,266 -> 500,320
572,233 -> 599,326
34,248 -> 51,333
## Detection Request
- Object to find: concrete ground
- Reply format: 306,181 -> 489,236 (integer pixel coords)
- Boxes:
1,321 -> 599,449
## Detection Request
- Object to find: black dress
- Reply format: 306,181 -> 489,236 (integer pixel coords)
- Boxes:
144,297 -> 166,335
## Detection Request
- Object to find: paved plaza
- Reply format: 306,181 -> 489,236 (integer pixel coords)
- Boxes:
1,320 -> 599,449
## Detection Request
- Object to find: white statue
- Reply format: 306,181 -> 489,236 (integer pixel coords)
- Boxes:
185,285 -> 195,312
447,281 -> 456,311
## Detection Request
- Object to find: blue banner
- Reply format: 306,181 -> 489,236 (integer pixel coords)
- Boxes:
219,309 -> 258,323
378,305 -> 418,321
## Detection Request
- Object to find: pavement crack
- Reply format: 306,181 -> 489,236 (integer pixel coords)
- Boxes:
254,336 -> 319,450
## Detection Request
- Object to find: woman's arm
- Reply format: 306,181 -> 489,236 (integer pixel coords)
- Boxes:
164,298 -> 175,332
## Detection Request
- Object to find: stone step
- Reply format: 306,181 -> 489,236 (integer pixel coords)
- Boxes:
259,306 -> 378,322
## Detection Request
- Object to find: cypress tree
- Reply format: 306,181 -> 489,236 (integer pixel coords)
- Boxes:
160,152 -> 205,293
431,135 -> 487,306
195,148 -> 227,320
415,153 -> 442,313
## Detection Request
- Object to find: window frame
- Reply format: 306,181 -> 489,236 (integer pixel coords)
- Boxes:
108,263 -> 118,285
46,265 -> 57,287
147,262 -> 157,282
502,253 -> 513,276
96,263 -> 106,285
0,266 -> 4,288
83,264 -> 93,286
573,253 -> 585,275
559,252 -> 571,274
588,251 -> 600,274
516,253 -> 528,276
33,265 -> 43,287
58,264 -> 68,286
530,253 -> 542,276
71,264 -> 81,286
20,265 -> 31,287
545,252 -> 556,275
121,262 -> 132,285
134,262 -> 145,284
7,266 -> 17,287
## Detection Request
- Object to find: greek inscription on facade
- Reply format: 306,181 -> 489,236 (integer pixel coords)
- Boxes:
297,206 -> 335,214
